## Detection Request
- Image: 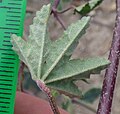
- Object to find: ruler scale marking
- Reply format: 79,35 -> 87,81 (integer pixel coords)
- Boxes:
0,0 -> 26,114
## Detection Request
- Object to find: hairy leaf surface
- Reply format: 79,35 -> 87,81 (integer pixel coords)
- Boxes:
47,80 -> 82,97
42,16 -> 90,80
11,4 -> 109,98
45,57 -> 109,83
11,4 -> 51,80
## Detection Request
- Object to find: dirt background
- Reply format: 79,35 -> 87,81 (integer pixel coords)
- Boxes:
24,0 -> 120,114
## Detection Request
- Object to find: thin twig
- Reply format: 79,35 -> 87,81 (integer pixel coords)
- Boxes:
23,32 -> 28,41
18,62 -> 25,91
97,1 -> 120,114
53,11 -> 66,30
56,5 -> 75,14
17,34 -> 27,91
51,0 -> 66,29
36,80 -> 60,114
53,0 -> 61,9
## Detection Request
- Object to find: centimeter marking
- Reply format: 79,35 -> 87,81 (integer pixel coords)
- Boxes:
0,0 -> 26,114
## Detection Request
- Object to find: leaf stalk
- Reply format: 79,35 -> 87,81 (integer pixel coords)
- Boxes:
53,0 -> 61,9
36,80 -> 60,114
18,62 -> 25,91
51,0 -> 66,29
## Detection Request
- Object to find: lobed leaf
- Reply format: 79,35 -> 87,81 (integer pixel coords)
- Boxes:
45,57 -> 109,98
11,4 -> 51,80
41,16 -> 90,81
47,80 -> 82,98
11,4 -> 110,98
45,57 -> 110,83
75,0 -> 103,16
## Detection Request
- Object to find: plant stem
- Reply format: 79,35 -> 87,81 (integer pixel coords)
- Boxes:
53,11 -> 66,30
97,1 -> 120,114
53,0 -> 61,9
18,62 -> 25,91
36,80 -> 60,114
51,0 -> 66,29
56,6 -> 74,14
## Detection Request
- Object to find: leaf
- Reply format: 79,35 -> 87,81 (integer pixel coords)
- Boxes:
45,57 -> 110,83
11,4 -> 110,98
50,0 -> 54,5
41,16 -> 90,81
75,0 -> 103,16
47,80 -> 82,98
61,96 -> 72,112
65,24 -> 87,56
62,0 -> 73,3
81,88 -> 101,103
11,4 -> 51,80
45,57 -> 109,98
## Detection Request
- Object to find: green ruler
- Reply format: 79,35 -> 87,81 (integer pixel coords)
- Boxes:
0,0 -> 26,114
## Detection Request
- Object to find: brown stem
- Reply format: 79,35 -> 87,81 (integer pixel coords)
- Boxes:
53,11 -> 66,30
56,5 -> 75,14
36,80 -> 60,114
18,62 -> 25,91
53,0 -> 61,9
97,0 -> 120,114
17,33 -> 28,91
50,0 -> 66,30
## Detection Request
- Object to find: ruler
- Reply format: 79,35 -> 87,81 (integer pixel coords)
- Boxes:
0,0 -> 26,114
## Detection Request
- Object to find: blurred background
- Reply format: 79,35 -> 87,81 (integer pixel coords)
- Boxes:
21,0 -> 119,114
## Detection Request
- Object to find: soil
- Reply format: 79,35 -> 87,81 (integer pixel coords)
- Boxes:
23,0 -> 120,114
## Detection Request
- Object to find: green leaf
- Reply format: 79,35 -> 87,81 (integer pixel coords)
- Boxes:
45,57 -> 109,97
50,0 -> 54,5
11,4 -> 109,98
81,88 -> 101,103
75,0 -> 103,16
61,96 -> 72,112
41,16 -> 90,81
47,80 -> 82,98
45,57 -> 110,84
46,57 -> 109,97
11,4 -> 51,80
62,0 -> 72,3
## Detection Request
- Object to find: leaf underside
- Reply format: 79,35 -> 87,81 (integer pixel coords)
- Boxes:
11,4 -> 110,98
75,0 -> 103,15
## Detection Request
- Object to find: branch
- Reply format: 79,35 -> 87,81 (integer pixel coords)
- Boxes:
53,11 -> 66,30
18,62 -> 25,91
36,80 -> 60,114
97,0 -> 120,114
56,6 -> 74,14
53,0 -> 61,9
50,0 -> 66,29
